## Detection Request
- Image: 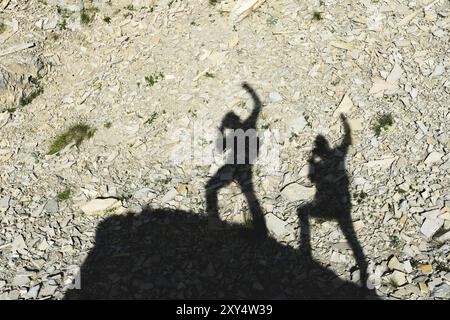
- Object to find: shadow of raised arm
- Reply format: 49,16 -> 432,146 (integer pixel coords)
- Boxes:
242,82 -> 262,130
339,113 -> 352,155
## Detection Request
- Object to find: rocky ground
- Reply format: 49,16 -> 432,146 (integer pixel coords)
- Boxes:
0,0 -> 449,300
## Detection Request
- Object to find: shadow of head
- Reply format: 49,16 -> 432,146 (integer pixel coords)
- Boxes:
312,135 -> 331,157
65,208 -> 377,300
221,111 -> 242,130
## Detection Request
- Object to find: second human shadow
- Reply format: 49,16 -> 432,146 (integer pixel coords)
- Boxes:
297,114 -> 369,289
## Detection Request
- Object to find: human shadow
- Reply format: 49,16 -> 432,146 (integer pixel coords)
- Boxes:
64,207 -> 376,299
205,82 -> 267,238
297,114 -> 370,289
64,87 -> 377,300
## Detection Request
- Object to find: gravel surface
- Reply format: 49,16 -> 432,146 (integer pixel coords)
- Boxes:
0,0 -> 449,300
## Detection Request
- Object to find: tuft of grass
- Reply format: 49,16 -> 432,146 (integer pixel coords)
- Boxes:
373,113 -> 394,136
104,121 -> 112,129
20,78 -> 44,106
188,109 -> 197,118
435,261 -> 450,273
353,191 -> 368,204
103,16 -> 111,23
80,10 -> 91,24
387,276 -> 399,288
57,6 -> 72,18
313,11 -> 322,20
80,7 -> 99,25
145,72 -> 164,87
49,123 -> 96,155
144,112 -> 159,126
0,21 -> 6,34
59,18 -> 67,30
266,15 -> 278,26
56,189 -> 71,202
410,258 -> 419,269
49,32 -> 60,41
389,235 -> 402,249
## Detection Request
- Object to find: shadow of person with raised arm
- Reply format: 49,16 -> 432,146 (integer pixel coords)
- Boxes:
64,111 -> 378,299
297,114 -> 370,290
205,82 -> 267,238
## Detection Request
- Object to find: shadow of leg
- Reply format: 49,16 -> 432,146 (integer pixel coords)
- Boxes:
243,188 -> 267,239
237,167 -> 267,239
298,205 -> 312,261
338,217 -> 369,289
205,166 -> 233,229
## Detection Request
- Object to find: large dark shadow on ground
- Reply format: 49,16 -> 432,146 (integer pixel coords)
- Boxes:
65,208 -> 376,299
65,84 -> 376,300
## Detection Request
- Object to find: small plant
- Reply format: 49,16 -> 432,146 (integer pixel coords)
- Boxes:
145,72 -> 164,87
103,16 -> 111,23
266,15 -> 278,26
57,6 -> 72,18
289,132 -> 299,142
205,72 -> 215,78
59,19 -> 67,30
80,7 -> 99,25
188,109 -> 197,118
49,32 -> 60,41
373,113 -> 394,136
396,188 -> 407,194
410,258 -> 419,269
209,0 -> 220,5
20,78 -> 44,106
0,21 -> 6,34
353,191 -> 368,204
389,235 -> 402,249
126,4 -> 134,11
49,123 -> 96,155
312,11 -> 322,20
144,112 -> 159,126
56,189 -> 71,202
118,193 -> 132,202
435,261 -> 450,273
104,122 -> 112,129
80,10 -> 91,24
387,276 -> 399,288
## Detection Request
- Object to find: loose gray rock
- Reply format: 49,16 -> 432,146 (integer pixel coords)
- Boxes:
281,183 -> 315,202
